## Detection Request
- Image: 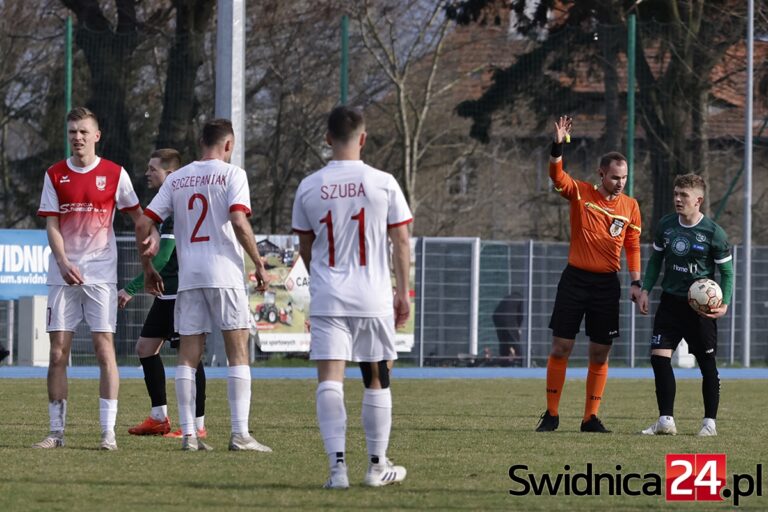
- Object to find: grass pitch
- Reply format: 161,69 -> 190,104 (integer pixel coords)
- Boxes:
0,377 -> 766,511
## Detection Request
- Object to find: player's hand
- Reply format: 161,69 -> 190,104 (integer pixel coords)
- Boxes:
141,231 -> 160,258
143,267 -> 164,296
637,290 -> 650,315
252,267 -> 276,293
629,285 -> 642,304
117,289 -> 133,309
393,291 -> 410,329
59,260 -> 84,285
702,303 -> 728,319
554,115 -> 572,144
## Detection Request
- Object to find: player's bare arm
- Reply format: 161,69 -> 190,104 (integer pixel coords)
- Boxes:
629,270 -> 642,303
134,215 -> 163,295
637,289 -> 650,315
230,210 -> 275,292
45,216 -> 84,285
389,224 -> 411,329
117,289 -> 132,309
297,232 -> 315,275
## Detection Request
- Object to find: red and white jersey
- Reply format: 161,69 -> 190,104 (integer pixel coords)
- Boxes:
145,159 -> 251,291
292,160 -> 413,317
38,157 -> 140,285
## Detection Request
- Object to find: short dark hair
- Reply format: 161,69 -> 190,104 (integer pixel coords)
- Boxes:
599,151 -> 627,170
67,107 -> 99,127
327,106 -> 365,142
674,173 -> 706,195
150,148 -> 181,171
201,118 -> 234,147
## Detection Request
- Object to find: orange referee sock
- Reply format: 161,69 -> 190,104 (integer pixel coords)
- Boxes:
584,361 -> 609,421
546,355 -> 568,416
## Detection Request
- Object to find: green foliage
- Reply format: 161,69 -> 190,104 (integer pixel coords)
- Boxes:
0,378 -> 765,510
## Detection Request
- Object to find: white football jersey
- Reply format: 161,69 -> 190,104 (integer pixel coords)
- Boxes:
145,159 -> 251,291
292,160 -> 412,316
38,157 -> 140,285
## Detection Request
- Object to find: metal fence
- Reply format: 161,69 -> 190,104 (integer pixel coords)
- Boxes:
411,238 -> 768,368
1,237 -> 766,368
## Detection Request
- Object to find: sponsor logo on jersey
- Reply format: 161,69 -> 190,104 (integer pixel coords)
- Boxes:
609,219 -> 625,237
96,176 -> 106,191
60,175 -> 70,184
692,243 -> 705,252
672,264 -> 688,273
671,237 -> 690,256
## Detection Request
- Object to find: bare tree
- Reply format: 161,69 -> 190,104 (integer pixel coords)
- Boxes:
155,0 -> 216,160
356,1 -> 454,214
0,1 -> 67,227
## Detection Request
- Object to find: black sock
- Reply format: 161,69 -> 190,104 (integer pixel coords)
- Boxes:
651,355 -> 675,417
195,360 -> 206,418
696,355 -> 720,419
140,354 -> 166,408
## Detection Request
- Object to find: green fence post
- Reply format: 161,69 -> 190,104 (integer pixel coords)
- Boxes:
65,15 -> 73,159
340,15 -> 349,105
626,13 -> 636,197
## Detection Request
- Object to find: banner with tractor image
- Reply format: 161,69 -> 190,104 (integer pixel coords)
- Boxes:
247,235 -> 415,353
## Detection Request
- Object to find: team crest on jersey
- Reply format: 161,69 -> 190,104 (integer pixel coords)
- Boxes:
671,237 -> 690,256
609,218 -> 625,237
695,232 -> 706,243
96,175 -> 106,191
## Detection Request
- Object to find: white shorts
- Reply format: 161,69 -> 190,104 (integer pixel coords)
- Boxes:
46,284 -> 117,333
175,288 -> 249,335
310,315 -> 397,362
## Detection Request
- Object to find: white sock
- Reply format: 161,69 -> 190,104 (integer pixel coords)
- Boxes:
175,365 -> 197,436
227,365 -> 251,435
316,380 -> 346,465
99,398 -> 118,433
703,417 -> 716,427
660,415 -> 674,424
151,405 -> 168,421
362,388 -> 392,462
49,399 -> 67,433
195,415 -> 205,431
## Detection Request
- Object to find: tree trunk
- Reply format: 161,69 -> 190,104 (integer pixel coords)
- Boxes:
156,0 -> 215,161
62,0 -> 140,171
598,24 -> 621,154
691,87 -> 710,214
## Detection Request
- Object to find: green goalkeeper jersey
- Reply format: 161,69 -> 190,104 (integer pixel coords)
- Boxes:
650,213 -> 732,298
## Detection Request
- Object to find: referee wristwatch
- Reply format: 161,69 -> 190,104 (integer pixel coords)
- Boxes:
630,280 -> 643,289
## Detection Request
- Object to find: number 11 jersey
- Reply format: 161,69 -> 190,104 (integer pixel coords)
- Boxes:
292,160 -> 412,317
145,159 -> 252,291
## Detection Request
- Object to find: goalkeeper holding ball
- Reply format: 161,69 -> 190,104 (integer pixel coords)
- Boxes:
638,173 -> 733,437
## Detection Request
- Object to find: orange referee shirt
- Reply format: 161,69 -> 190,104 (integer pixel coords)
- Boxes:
550,158 -> 641,274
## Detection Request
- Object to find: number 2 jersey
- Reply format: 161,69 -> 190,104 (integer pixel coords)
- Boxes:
291,160 -> 413,317
144,159 -> 251,291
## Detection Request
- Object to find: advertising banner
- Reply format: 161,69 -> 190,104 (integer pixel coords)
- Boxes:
248,235 -> 415,353
0,230 -> 50,300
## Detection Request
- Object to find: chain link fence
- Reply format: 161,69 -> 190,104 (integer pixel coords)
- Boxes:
1,236 -> 766,368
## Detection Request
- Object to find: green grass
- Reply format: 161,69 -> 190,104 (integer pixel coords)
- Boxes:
1,378 -> 766,511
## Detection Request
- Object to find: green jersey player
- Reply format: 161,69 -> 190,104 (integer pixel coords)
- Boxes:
638,173 -> 733,437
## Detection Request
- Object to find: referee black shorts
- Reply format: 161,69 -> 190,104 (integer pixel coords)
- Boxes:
549,265 -> 620,345
140,297 -> 180,348
651,292 -> 718,357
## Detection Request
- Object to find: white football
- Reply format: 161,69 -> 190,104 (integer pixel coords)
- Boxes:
687,278 -> 723,314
